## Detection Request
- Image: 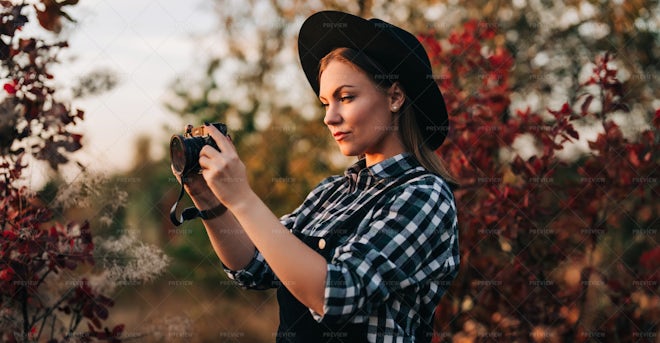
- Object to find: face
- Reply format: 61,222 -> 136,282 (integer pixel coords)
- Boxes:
319,60 -> 405,165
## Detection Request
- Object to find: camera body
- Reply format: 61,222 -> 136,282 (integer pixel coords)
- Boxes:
170,123 -> 228,176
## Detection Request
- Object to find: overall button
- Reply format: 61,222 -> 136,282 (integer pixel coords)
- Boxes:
318,238 -> 326,250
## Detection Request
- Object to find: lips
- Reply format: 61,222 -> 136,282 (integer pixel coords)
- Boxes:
333,131 -> 350,141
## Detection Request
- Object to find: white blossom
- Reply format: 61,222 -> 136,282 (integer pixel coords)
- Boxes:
96,230 -> 170,288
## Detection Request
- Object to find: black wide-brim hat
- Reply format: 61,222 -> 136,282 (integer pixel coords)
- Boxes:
298,10 -> 449,150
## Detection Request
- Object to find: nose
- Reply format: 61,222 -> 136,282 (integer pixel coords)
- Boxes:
323,103 -> 342,126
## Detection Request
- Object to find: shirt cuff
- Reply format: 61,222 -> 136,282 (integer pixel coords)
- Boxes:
309,308 -> 324,322
223,250 -> 263,286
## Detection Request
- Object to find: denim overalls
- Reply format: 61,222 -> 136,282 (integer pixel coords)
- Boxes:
275,170 -> 433,342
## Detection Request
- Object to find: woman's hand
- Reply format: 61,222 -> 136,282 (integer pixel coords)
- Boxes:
171,131 -> 257,272
198,124 -> 253,210
170,165 -> 220,209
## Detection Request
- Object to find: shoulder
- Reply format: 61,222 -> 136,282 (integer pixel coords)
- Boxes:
371,169 -> 457,226
388,168 -> 454,203
317,174 -> 344,187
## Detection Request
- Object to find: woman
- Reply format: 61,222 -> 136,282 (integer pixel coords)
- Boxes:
175,10 -> 459,342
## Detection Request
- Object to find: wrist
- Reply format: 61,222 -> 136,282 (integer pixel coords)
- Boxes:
189,193 -> 220,209
181,177 -> 217,208
226,189 -> 258,216
199,203 -> 227,220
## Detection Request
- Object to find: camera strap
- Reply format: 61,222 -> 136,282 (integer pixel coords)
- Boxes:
169,182 -> 226,226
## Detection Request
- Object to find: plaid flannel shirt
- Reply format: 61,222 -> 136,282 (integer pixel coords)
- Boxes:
224,153 -> 459,342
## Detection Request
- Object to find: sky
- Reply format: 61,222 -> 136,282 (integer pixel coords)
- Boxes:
49,0 -> 217,180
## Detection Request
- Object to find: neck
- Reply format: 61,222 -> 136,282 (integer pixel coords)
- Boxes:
364,149 -> 407,167
364,134 -> 407,166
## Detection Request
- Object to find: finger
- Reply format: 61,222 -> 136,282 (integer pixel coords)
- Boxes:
198,148 -> 221,172
205,123 -> 235,154
199,142 -> 222,161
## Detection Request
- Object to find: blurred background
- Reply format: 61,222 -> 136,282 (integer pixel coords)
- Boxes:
1,0 -> 658,342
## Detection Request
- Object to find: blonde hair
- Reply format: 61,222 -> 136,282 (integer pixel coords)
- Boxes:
318,47 -> 457,187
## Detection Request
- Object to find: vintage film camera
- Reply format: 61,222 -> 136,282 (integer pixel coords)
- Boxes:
170,122 -> 228,176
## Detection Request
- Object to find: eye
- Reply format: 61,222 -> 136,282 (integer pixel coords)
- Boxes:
340,95 -> 354,102
320,102 -> 329,109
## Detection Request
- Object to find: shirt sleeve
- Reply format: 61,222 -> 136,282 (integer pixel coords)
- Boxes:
224,176 -> 341,289
314,177 -> 460,324
223,249 -> 277,290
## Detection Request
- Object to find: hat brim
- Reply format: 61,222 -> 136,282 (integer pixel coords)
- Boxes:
298,11 -> 448,150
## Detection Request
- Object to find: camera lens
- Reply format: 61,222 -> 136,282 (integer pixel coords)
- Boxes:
170,123 -> 226,176
170,135 -> 187,175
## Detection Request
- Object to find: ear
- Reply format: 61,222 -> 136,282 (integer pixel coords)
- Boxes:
387,82 -> 406,111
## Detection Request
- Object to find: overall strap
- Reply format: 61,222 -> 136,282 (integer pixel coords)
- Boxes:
306,179 -> 345,222
294,170 -> 430,237
324,169 -> 430,241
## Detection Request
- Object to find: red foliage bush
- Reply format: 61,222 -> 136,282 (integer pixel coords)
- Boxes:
421,20 -> 659,342
1,2 -> 123,342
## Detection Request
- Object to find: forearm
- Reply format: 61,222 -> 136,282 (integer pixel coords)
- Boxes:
189,191 -> 255,271
201,212 -> 255,271
194,127 -> 327,313
228,191 -> 328,315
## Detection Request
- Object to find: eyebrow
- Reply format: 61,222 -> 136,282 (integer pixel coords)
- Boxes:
319,84 -> 356,101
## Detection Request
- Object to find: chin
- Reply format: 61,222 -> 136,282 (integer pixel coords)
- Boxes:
338,146 -> 361,157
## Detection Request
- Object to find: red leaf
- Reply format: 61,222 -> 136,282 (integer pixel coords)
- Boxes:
112,324 -> 125,339
2,230 -> 17,240
565,124 -> 579,140
488,47 -> 513,71
3,82 -> 16,94
581,95 -> 593,115
484,215 -> 499,225
639,247 -> 660,270
91,316 -> 102,329
0,267 -> 15,282
610,102 -> 630,113
607,279 -> 623,293
35,0 -> 80,34
604,121 -> 623,142
628,149 -> 640,167
95,304 -> 109,320
418,33 -> 442,65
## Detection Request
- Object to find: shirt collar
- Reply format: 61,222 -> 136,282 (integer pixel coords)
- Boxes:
345,153 -> 422,183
